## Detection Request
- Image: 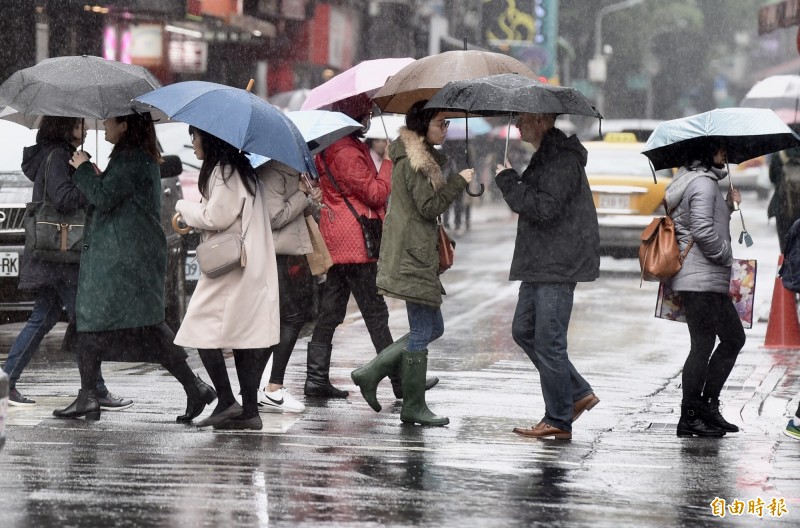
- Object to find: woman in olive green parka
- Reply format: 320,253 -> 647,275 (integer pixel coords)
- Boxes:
53,113 -> 216,423
352,100 -> 474,426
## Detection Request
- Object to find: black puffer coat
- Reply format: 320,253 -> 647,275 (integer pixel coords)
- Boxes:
495,128 -> 599,283
17,141 -> 89,290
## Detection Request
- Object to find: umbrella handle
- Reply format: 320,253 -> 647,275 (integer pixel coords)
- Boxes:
245,79 -> 255,92
466,183 -> 484,197
172,213 -> 192,235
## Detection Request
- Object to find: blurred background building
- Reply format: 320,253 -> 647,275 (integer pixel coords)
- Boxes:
0,1 -> 792,121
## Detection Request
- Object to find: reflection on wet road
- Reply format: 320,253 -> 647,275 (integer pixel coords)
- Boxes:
1,203 -> 798,527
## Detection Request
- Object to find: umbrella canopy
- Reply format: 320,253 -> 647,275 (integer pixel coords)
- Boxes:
134,80 -> 316,176
740,75 -> 800,110
424,73 -> 601,118
642,107 -> 800,170
373,50 -> 538,114
301,58 -> 415,111
0,55 -> 161,120
365,113 -> 406,140
248,110 -> 362,168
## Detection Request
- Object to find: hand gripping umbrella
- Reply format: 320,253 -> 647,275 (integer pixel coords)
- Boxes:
134,81 -> 316,176
643,107 -> 800,246
424,73 -> 602,163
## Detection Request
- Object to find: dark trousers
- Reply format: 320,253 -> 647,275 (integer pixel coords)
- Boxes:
680,291 -> 746,406
267,255 -> 312,386
75,322 -> 189,392
311,262 -> 392,352
511,282 -> 593,433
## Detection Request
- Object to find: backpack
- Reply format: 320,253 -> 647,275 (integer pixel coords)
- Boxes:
780,217 -> 800,293
779,151 -> 800,220
639,201 -> 694,283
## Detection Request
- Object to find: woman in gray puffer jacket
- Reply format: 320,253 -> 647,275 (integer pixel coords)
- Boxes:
665,141 -> 744,438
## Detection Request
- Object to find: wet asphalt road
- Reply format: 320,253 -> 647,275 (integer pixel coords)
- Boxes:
1,199 -> 799,527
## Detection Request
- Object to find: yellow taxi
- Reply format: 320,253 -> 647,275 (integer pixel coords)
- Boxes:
585,133 -> 672,257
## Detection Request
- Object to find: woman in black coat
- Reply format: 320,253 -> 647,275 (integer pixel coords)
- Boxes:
1,117 -> 131,409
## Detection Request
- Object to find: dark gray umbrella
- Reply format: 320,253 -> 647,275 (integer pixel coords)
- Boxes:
425,73 -> 601,163
424,73 -> 601,118
0,55 -> 161,120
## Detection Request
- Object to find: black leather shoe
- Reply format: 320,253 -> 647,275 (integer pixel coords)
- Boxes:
177,376 -> 217,423
213,414 -> 263,430
701,397 -> 739,433
195,402 -> 243,428
53,390 -> 101,421
304,380 -> 350,398
677,406 -> 726,437
97,391 -> 134,411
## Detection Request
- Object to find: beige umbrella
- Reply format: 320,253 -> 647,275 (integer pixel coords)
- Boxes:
373,50 -> 537,114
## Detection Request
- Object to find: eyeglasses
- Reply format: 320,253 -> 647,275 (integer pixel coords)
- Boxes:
433,120 -> 450,130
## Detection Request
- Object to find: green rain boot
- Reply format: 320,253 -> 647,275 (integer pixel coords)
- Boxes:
351,334 -> 409,412
399,350 -> 449,426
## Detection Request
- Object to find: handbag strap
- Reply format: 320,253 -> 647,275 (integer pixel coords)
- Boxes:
319,150 -> 370,221
39,148 -> 58,205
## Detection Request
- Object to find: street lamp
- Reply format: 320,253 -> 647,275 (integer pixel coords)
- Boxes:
592,0 -> 645,116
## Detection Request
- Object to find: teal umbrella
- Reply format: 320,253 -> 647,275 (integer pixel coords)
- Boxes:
642,108 -> 800,171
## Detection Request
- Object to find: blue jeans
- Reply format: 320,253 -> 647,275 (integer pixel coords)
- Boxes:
406,302 -> 444,352
2,281 -> 107,393
511,282 -> 592,432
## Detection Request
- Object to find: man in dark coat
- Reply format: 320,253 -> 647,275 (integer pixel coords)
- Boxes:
494,112 -> 600,440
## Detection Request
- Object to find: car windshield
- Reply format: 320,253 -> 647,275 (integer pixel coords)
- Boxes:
586,147 -> 671,178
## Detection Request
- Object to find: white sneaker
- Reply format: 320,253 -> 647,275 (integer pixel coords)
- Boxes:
258,387 -> 305,413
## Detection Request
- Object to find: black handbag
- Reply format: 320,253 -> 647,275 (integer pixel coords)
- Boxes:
23,149 -> 86,264
320,153 -> 382,259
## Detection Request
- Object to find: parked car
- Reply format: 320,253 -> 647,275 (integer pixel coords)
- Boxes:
0,121 -> 190,330
584,135 -> 673,258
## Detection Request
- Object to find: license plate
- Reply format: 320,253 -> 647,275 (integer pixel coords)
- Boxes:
0,252 -> 19,277
185,256 -> 201,281
598,194 -> 630,210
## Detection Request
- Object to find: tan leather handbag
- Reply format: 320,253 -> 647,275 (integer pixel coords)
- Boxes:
639,203 -> 693,283
437,217 -> 455,274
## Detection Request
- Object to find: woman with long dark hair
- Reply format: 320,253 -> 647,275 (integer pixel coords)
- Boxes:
665,140 -> 745,437
173,126 -> 279,431
2,116 -> 130,410
55,112 -> 216,422
351,100 -> 474,426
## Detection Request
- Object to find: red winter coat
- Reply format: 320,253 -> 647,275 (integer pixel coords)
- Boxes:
315,136 -> 392,264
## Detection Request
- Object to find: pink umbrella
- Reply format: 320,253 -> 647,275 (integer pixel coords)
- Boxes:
301,57 -> 415,111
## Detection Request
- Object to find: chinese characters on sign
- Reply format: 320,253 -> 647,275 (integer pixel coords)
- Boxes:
710,497 -> 788,518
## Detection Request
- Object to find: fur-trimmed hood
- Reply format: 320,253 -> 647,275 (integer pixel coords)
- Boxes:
389,127 -> 447,190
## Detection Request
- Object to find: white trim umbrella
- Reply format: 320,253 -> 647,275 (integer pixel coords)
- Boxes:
741,75 -> 800,111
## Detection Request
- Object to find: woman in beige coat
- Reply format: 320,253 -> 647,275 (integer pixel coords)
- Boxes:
174,126 -> 280,431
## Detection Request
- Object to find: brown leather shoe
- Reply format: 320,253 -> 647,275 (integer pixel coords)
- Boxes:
513,421 -> 572,439
572,393 -> 600,421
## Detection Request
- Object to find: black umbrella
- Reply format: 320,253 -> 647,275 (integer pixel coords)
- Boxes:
425,73 -> 601,161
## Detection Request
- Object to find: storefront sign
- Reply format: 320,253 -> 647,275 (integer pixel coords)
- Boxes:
130,24 -> 163,67
483,0 -> 559,80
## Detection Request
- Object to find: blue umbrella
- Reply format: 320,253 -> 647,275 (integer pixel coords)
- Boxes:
248,110 -> 362,168
642,107 -> 800,171
133,81 -> 316,176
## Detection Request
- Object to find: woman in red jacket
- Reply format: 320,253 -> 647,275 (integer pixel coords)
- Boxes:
305,94 -> 398,398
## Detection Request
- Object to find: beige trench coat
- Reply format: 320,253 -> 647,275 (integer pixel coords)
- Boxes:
174,164 -> 280,350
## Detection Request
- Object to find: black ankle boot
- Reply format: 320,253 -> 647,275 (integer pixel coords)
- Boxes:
53,390 -> 101,421
677,404 -> 726,437
701,397 -> 739,433
177,376 -> 217,423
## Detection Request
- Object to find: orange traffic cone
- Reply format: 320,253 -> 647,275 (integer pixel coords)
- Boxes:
764,255 -> 800,349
